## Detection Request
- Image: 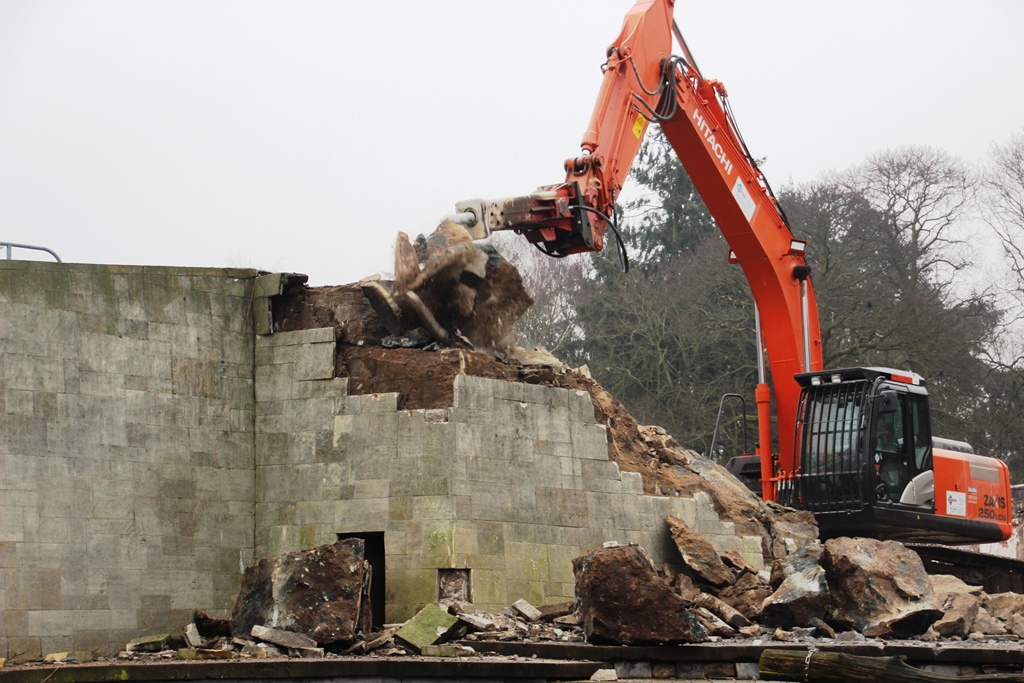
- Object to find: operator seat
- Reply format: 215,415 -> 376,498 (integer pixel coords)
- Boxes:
899,469 -> 934,507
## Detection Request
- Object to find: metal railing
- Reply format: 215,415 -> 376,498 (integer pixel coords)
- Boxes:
1,242 -> 62,262
785,380 -> 870,512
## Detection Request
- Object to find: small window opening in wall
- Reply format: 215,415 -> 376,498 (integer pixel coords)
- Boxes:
337,532 -> 385,629
438,568 -> 471,603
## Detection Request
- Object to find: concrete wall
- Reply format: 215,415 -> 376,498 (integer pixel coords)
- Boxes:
0,262 -> 257,661
254,329 -> 765,623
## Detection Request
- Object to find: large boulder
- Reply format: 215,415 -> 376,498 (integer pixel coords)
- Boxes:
929,574 -> 983,602
1007,613 -> 1024,638
986,592 -> 1024,622
717,571 -> 773,621
971,608 -> 1007,636
763,503 -> 819,561
761,564 -> 829,628
769,540 -> 822,589
231,539 -> 371,645
932,593 -> 981,638
822,537 -> 937,635
667,516 -> 735,588
573,545 -> 708,645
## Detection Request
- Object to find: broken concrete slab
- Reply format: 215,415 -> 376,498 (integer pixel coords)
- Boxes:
720,549 -> 758,576
972,608 -> 1007,636
394,604 -> 460,654
930,574 -> 983,599
239,644 -> 269,659
764,503 -> 819,560
554,613 -> 580,627
573,545 -> 707,645
127,634 -> 171,653
537,601 -> 574,621
184,623 -> 202,648
1006,613 -> 1024,638
250,625 -> 318,650
511,598 -> 542,622
458,613 -> 496,631
231,538 -> 371,645
863,609 -> 944,639
769,540 -> 822,589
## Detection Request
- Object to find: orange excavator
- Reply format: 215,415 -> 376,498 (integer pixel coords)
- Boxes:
452,0 -> 1012,546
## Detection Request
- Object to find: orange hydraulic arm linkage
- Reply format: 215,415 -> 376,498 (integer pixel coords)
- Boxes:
454,0 -> 822,501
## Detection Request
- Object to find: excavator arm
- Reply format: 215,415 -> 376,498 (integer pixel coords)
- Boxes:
455,0 -> 822,498
454,0 -> 673,259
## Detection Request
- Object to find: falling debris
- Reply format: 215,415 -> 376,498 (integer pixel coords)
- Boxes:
361,222 -> 534,353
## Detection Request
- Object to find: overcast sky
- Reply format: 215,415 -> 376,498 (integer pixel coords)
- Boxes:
2,1 -> 1022,285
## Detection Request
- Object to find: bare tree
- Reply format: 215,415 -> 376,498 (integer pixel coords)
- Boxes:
490,232 -> 588,363
852,145 -> 976,293
782,177 -> 889,368
787,152 -> 1002,455
982,130 -> 1024,330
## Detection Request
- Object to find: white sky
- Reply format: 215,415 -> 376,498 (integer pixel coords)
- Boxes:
2,1 -> 1022,285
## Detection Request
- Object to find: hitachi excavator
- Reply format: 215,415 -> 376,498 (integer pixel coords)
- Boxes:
451,0 -> 1013,547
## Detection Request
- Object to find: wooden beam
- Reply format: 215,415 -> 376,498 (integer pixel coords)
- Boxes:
760,648 -> 1024,682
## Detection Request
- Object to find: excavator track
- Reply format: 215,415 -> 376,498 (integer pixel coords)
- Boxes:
908,543 -> 1024,594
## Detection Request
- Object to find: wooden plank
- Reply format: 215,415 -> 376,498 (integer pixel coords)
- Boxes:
760,648 -> 1024,682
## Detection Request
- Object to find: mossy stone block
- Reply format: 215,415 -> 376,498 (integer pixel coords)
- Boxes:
394,604 -> 458,653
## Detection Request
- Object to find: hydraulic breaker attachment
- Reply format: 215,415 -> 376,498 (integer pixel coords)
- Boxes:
451,181 -> 599,257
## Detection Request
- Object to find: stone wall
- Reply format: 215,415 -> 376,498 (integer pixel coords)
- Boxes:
0,262 -> 257,661
254,329 -> 765,623
0,263 -> 767,658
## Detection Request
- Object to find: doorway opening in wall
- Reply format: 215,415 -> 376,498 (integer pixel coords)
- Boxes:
337,532 -> 385,629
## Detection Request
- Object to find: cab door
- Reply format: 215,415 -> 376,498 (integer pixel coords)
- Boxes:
873,386 -> 933,506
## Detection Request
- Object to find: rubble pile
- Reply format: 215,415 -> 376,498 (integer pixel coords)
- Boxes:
16,532 -> 1024,670
100,538 -> 1024,664
105,597 -> 587,663
571,535 -> 1024,647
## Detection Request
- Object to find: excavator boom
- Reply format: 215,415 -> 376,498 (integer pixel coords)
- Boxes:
457,0 -> 822,495
454,0 -> 1011,545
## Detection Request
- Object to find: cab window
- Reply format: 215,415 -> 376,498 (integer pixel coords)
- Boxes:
909,394 -> 932,471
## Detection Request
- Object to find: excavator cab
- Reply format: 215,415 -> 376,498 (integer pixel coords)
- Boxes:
788,367 -> 1012,544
